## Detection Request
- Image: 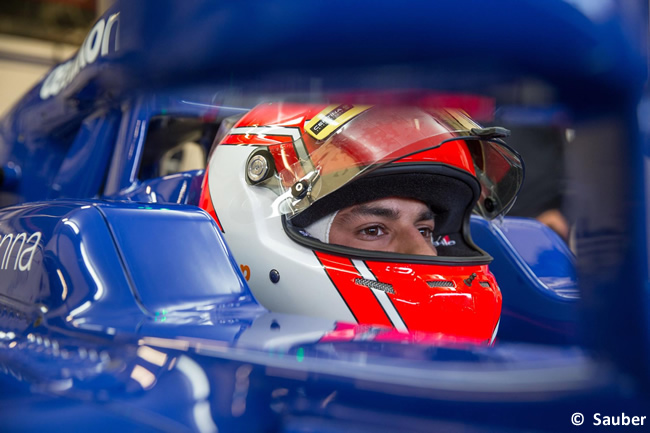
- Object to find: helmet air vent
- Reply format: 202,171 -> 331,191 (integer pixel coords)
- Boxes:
354,278 -> 395,294
427,280 -> 455,288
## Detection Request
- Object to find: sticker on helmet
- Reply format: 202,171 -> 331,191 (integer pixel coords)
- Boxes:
240,264 -> 251,281
305,104 -> 372,140
433,235 -> 456,247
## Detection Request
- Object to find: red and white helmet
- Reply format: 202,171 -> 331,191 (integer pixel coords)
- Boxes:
199,103 -> 523,344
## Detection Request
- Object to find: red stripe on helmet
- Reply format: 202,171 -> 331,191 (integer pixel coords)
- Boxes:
221,134 -> 296,145
198,168 -> 224,232
314,251 -> 393,327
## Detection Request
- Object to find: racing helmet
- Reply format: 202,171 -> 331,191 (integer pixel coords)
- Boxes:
199,103 -> 523,344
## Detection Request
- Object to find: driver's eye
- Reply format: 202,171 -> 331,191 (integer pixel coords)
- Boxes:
361,226 -> 384,236
419,227 -> 433,238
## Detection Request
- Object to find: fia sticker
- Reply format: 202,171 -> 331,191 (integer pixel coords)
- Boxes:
240,264 -> 251,281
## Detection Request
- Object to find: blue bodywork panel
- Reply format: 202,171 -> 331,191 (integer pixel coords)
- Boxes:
471,216 -> 579,344
0,0 -> 648,432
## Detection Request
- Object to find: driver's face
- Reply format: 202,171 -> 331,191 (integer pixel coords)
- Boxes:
328,197 -> 438,256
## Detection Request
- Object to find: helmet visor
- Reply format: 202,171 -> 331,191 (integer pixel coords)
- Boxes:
269,105 -> 523,220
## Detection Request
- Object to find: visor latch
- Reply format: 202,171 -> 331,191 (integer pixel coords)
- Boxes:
291,180 -> 309,198
290,170 -> 320,200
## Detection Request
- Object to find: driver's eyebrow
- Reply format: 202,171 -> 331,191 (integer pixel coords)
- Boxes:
336,203 -> 435,225
417,209 -> 435,223
335,203 -> 401,226
349,203 -> 401,220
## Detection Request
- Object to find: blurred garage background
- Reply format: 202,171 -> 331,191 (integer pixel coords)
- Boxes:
0,0 -> 113,116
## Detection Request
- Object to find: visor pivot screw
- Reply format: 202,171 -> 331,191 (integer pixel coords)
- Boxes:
246,150 -> 275,184
269,269 -> 280,284
484,198 -> 496,213
247,155 -> 269,182
291,180 -> 308,198
464,273 -> 478,287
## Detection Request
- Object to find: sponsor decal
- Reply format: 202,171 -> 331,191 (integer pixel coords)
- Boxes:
305,104 -> 372,140
0,231 -> 42,272
433,235 -> 456,247
240,264 -> 251,281
309,104 -> 354,135
40,12 -> 120,99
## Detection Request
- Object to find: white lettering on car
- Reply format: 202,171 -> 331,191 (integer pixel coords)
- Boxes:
0,232 -> 42,272
39,12 -> 120,100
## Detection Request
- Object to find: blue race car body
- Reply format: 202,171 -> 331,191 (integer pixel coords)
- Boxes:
0,1 -> 647,432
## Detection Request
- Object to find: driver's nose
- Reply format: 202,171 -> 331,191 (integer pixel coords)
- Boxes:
395,228 -> 438,256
